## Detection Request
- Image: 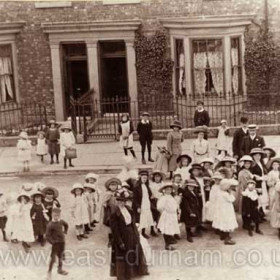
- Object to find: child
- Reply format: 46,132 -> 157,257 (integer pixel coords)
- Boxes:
133,170 -> 158,239
41,186 -> 61,221
242,180 -> 263,236
45,120 -> 60,165
102,178 -> 122,247
267,158 -> 280,208
216,120 -> 230,156
204,172 -> 224,224
180,179 -> 201,243
46,207 -> 68,278
60,124 -> 76,169
174,154 -> 192,182
191,126 -> 209,164
14,190 -> 35,253
203,177 -> 212,203
30,189 -> 49,246
263,147 -> 276,169
85,173 -> 100,226
212,179 -> 238,245
200,158 -> 214,177
70,183 -> 89,241
153,146 -> 170,174
270,181 -> 280,239
36,131 -> 48,163
157,182 -> 180,250
83,183 -> 95,233
137,112 -> 154,164
17,131 -> 32,172
0,192 -> 8,242
215,156 -> 236,178
118,113 -> 136,159
5,192 -> 19,243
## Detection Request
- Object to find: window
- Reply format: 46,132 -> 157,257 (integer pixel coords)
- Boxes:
0,44 -> 15,103
175,39 -> 186,95
231,37 -> 242,95
192,39 -> 223,95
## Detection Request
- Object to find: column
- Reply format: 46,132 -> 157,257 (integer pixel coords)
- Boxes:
184,37 -> 192,97
241,34 -> 247,96
86,40 -> 100,110
125,39 -> 138,120
50,43 -> 64,121
170,36 -> 176,97
224,35 -> 232,99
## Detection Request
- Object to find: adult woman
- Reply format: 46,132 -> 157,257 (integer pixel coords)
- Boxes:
250,148 -> 268,221
263,147 -> 276,169
110,190 -> 149,280
167,120 -> 184,179
191,126 -> 209,164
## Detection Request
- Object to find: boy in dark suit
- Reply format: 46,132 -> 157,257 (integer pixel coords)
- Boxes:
137,112 -> 153,164
232,117 -> 248,160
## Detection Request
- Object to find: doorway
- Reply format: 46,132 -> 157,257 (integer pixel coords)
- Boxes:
99,41 -> 129,113
62,43 -> 89,117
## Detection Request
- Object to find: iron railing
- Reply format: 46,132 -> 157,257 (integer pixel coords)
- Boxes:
0,101 -> 48,136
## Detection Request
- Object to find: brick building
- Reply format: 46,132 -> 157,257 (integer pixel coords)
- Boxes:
0,0 -> 279,123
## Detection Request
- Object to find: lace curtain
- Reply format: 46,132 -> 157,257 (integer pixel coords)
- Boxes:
193,52 -> 207,94
208,51 -> 223,95
179,53 -> 186,94
231,47 -> 239,95
0,56 -> 14,103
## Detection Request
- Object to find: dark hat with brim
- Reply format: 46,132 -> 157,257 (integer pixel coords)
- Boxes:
41,186 -> 59,199
105,178 -> 122,190
176,154 -> 192,164
158,182 -> 174,193
189,164 -> 202,173
250,148 -> 266,157
194,126 -> 208,134
263,147 -> 276,158
31,191 -> 45,199
170,120 -> 182,129
151,170 -> 166,180
139,170 -> 149,176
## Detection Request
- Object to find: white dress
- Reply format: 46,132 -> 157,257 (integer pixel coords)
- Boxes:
71,194 -> 90,226
12,203 -> 35,242
157,195 -> 180,235
60,131 -> 76,157
17,139 -> 32,162
174,166 -> 190,182
119,121 -> 133,149
216,126 -> 230,152
267,170 -> 280,207
191,139 -> 209,164
204,184 -> 220,222
212,189 -> 238,232
149,182 -> 163,200
139,184 -> 154,229
36,138 -> 47,155
5,203 -> 19,239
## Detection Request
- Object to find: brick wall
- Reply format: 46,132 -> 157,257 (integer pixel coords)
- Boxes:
0,0 -> 279,119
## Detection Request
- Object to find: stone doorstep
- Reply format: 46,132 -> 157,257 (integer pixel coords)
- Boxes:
1,124 -> 280,147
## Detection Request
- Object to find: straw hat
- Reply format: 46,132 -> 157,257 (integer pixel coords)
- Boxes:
238,155 -> 254,163
220,119 -> 227,124
33,182 -> 46,191
158,181 -> 175,193
70,183 -> 84,194
248,124 -> 257,130
19,131 -> 28,139
31,190 -> 45,199
105,178 -> 122,190
48,120 -> 58,126
215,156 -> 236,170
170,120 -> 182,129
185,179 -> 199,188
21,183 -> 34,193
151,170 -> 165,180
37,131 -> 45,137
220,179 -> 238,191
41,186 -> 59,199
176,154 -> 192,165
85,173 -> 99,181
60,123 -> 72,131
17,191 -> 31,202
250,148 -> 266,157
189,163 -> 202,174
142,112 -> 150,116
263,147 -> 276,158
83,183 -> 96,192
246,180 -> 256,186
200,157 -> 214,165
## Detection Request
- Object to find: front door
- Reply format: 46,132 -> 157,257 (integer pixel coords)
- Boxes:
99,41 -> 129,113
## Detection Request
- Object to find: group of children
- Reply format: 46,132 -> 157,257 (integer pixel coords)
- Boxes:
17,120 -> 76,171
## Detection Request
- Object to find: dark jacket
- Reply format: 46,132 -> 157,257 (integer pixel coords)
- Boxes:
250,162 -> 267,191
242,195 -> 260,224
194,110 -> 210,127
118,121 -> 134,135
137,121 -> 153,144
232,127 -> 248,159
46,220 -> 68,244
240,135 -> 265,156
30,203 -> 48,236
110,206 -> 148,279
180,189 -> 201,227
132,180 -> 153,223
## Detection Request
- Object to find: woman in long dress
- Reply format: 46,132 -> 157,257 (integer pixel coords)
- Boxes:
110,190 -> 148,280
166,120 -> 184,179
266,158 -> 280,208
191,126 -> 209,164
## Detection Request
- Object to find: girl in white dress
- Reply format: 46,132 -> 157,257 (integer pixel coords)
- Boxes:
60,124 -> 76,169
70,183 -> 89,241
174,154 -> 192,182
17,131 -> 32,172
157,182 -> 180,251
216,120 -> 230,156
267,158 -> 280,208
36,131 -> 47,163
212,178 -> 238,245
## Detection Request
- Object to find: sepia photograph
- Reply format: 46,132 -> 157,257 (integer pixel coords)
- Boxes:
1,0 -> 280,279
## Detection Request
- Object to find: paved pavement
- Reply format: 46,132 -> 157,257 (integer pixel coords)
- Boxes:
0,135 -> 280,176
1,174 -> 280,280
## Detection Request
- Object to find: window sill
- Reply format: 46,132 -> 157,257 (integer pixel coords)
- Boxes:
102,0 -> 141,5
35,2 -> 72,9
